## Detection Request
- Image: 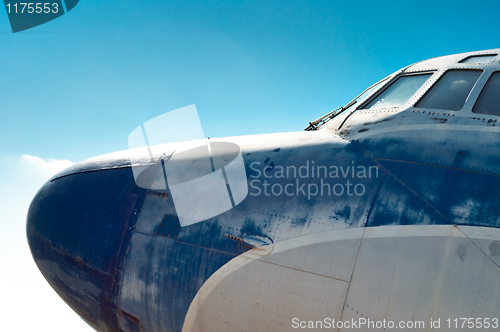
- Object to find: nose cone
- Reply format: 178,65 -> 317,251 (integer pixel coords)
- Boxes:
27,166 -> 139,332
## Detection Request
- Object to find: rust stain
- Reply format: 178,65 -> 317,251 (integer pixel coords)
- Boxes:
146,190 -> 168,198
224,234 -> 243,242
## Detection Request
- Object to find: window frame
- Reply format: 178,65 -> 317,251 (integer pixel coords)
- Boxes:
412,69 -> 484,113
471,70 -> 500,117
358,71 -> 435,111
459,54 -> 498,65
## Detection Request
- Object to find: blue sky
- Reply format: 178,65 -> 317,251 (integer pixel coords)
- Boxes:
1,0 -> 499,161
1,1 -> 500,331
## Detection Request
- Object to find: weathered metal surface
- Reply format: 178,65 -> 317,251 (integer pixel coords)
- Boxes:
119,311 -> 143,332
26,48 -> 500,332
184,249 -> 350,332
26,167 -> 143,331
119,232 -> 236,332
340,226 -> 500,331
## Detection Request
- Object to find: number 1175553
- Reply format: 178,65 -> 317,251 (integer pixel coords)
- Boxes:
446,318 -> 499,329
6,3 -> 59,14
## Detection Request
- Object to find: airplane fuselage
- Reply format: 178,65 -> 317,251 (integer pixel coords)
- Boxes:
27,49 -> 500,332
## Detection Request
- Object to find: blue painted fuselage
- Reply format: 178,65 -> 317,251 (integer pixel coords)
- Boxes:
27,49 -> 500,332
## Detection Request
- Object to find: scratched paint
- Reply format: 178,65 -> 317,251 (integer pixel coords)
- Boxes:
26,49 -> 500,332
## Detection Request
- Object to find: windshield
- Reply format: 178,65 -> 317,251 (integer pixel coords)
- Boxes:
415,70 -> 482,111
363,73 -> 433,109
304,75 -> 391,131
336,77 -> 389,114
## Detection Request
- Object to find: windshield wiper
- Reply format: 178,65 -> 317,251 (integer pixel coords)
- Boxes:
305,99 -> 357,131
305,75 -> 392,131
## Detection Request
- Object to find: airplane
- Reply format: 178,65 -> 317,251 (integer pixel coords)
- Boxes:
27,48 -> 500,332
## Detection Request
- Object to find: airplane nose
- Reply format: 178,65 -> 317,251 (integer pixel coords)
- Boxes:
26,167 -> 140,332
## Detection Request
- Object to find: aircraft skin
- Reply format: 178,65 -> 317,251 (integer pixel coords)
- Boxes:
27,49 -> 500,332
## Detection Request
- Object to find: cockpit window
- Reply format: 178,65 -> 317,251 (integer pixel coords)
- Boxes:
355,79 -> 387,104
415,70 -> 482,111
459,54 -> 497,64
363,73 -> 432,110
472,72 -> 500,116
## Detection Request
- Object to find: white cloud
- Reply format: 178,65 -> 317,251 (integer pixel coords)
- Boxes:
0,154 -> 75,221
18,154 -> 74,182
0,154 -> 93,332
